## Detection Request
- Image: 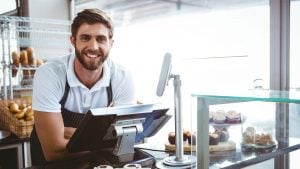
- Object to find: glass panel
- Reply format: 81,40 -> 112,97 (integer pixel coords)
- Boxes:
289,3 -> 300,169
290,0 -> 300,89
191,90 -> 300,168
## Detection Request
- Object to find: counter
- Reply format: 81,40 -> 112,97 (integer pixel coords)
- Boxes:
0,131 -> 30,169
23,144 -> 172,169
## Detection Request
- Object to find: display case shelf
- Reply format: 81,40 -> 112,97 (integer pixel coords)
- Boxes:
191,89 -> 300,169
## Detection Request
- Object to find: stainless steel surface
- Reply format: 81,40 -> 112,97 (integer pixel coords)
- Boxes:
173,74 -> 184,161
0,130 -> 11,140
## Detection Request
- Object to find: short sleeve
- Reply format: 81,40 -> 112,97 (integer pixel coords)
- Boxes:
32,62 -> 66,112
111,64 -> 137,106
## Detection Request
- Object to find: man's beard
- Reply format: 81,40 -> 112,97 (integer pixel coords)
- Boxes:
75,47 -> 109,71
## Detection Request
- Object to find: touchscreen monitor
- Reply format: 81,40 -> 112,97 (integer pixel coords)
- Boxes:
66,103 -> 170,154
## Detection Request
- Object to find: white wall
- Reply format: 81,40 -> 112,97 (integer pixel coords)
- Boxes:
28,0 -> 71,20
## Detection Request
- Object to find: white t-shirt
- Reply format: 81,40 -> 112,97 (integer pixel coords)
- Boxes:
32,54 -> 136,113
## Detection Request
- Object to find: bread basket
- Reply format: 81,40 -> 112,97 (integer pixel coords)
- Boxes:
0,98 -> 34,138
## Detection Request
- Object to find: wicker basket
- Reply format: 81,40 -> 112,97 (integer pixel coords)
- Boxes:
0,99 -> 34,138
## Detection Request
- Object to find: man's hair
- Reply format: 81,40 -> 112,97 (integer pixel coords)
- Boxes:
71,8 -> 114,39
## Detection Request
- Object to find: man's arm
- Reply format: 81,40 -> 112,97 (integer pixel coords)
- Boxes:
34,111 -> 87,161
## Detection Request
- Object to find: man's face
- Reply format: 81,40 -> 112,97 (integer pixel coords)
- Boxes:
71,23 -> 113,71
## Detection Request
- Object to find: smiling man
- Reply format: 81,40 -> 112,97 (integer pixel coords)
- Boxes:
30,9 -> 137,165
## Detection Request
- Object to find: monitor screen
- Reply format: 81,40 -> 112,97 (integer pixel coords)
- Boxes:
66,103 -> 170,154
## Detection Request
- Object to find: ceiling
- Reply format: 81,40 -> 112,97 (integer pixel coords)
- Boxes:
75,0 -> 267,26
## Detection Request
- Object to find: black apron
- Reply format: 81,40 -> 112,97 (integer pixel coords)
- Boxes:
30,80 -> 112,165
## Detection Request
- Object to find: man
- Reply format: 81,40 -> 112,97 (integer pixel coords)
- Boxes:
30,8 -> 136,165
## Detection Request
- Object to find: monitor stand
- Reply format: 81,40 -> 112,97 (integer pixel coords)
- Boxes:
93,117 -> 155,167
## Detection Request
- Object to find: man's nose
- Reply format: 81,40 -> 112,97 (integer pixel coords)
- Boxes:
88,39 -> 99,49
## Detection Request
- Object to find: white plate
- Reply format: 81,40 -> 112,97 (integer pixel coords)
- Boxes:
0,130 -> 11,140
210,115 -> 246,130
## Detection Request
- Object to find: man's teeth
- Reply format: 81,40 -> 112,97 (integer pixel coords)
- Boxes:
87,53 -> 97,58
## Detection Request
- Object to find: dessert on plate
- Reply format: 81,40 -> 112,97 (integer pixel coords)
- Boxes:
226,110 -> 241,124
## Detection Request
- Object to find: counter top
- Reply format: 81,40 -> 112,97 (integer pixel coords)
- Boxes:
23,147 -> 166,169
0,131 -> 29,146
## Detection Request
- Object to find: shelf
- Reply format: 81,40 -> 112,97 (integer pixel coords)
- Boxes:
1,16 -> 71,99
192,89 -> 300,104
210,137 -> 300,169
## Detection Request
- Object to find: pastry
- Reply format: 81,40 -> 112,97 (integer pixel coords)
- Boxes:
36,58 -> 44,66
27,47 -> 36,66
27,47 -> 37,75
20,50 -> 29,67
168,132 -> 176,145
212,110 -> 226,124
216,128 -> 229,142
209,132 -> 220,145
183,130 -> 192,141
255,133 -> 273,145
226,110 -> 241,124
242,127 -> 256,144
11,51 -> 20,77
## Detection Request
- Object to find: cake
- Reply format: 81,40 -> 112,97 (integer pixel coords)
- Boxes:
216,128 -> 229,142
226,110 -> 241,124
168,132 -> 176,145
242,127 -> 274,145
183,130 -> 192,142
168,130 -> 193,145
209,132 -> 220,145
212,110 -> 226,124
255,133 -> 274,145
242,127 -> 256,144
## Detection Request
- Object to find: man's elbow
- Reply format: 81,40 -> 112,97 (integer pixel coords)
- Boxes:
42,146 -> 67,162
44,151 -> 62,162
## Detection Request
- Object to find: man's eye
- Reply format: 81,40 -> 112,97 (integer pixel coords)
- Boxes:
97,37 -> 106,43
80,36 -> 90,41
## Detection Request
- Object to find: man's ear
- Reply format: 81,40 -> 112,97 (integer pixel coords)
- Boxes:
110,39 -> 114,48
70,36 -> 75,46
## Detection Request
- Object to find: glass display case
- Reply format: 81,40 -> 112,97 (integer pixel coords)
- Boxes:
191,89 -> 300,169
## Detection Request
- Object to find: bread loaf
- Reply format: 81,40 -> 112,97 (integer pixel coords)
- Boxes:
27,47 -> 36,66
27,47 -> 37,75
19,50 -> 31,79
36,58 -> 44,66
11,51 -> 20,77
20,50 -> 29,66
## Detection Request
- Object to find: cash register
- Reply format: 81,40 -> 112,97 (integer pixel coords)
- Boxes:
66,103 -> 171,168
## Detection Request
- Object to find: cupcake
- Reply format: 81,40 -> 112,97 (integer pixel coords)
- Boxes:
216,128 -> 230,142
242,127 -> 256,144
183,130 -> 192,142
168,132 -> 176,145
209,132 -> 220,145
212,110 -> 226,124
226,110 -> 241,124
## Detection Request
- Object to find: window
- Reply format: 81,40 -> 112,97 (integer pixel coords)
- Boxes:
75,0 -> 269,138
110,2 -> 269,121
0,0 -> 17,15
